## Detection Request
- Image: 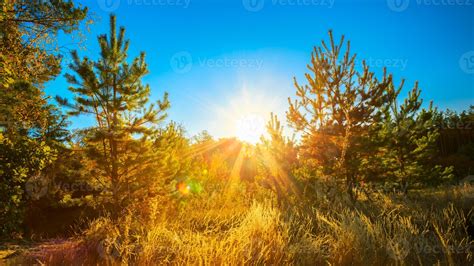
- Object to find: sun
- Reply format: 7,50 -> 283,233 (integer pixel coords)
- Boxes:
235,114 -> 266,144
200,84 -> 285,142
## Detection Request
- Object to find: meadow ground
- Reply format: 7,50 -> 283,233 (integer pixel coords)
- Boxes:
2,184 -> 473,265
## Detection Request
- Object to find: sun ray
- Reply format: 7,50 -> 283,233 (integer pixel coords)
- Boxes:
184,139 -> 227,159
224,143 -> 246,201
259,148 -> 302,200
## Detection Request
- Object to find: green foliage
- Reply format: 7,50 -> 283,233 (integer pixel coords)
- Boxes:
435,106 -> 474,179
287,31 -> 456,197
0,133 -> 54,238
0,0 -> 86,238
57,15 -> 170,215
374,85 -> 453,189
287,31 -> 392,198
0,81 -> 69,238
0,0 -> 88,86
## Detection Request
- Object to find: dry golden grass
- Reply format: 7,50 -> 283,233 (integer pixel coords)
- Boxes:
8,185 -> 474,265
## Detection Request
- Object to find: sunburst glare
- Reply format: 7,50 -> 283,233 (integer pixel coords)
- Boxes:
235,114 -> 265,144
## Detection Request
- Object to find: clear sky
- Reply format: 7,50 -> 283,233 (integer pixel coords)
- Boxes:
46,0 -> 474,139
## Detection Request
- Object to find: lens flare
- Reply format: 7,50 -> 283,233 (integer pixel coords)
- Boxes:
177,182 -> 190,195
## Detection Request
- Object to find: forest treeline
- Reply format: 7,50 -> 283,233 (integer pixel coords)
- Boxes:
1,1 -> 473,264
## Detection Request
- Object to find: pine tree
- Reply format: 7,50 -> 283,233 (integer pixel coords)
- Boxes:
377,83 -> 453,192
57,15 -> 170,215
256,113 -> 298,203
286,31 -> 390,199
436,106 -> 474,179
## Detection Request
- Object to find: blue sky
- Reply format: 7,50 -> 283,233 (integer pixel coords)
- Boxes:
47,0 -> 474,138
